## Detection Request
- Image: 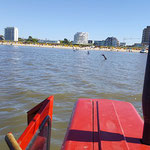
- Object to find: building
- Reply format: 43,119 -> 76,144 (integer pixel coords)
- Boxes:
133,43 -> 142,47
120,42 -> 126,47
94,40 -> 105,46
105,37 -> 119,47
4,27 -> 18,41
142,26 -> 150,46
38,40 -> 60,44
73,32 -> 88,44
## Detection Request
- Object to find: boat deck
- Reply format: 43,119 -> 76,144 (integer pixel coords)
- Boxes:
62,99 -> 150,150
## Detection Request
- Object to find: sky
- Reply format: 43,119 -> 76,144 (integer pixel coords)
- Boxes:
0,0 -> 150,45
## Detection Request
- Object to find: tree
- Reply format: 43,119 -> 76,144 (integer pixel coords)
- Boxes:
18,38 -> 24,42
26,36 -> 38,43
28,36 -> 32,40
59,40 -> 64,44
63,38 -> 70,44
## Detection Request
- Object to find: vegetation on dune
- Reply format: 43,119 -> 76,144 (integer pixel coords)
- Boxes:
26,36 -> 38,43
60,38 -> 72,45
0,37 -> 144,50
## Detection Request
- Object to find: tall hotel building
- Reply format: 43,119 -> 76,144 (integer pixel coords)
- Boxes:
142,26 -> 150,46
73,32 -> 88,44
4,27 -> 18,41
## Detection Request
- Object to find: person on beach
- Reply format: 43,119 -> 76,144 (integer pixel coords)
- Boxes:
101,54 -> 107,60
87,51 -> 90,55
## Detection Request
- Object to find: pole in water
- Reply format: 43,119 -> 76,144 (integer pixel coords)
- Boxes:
142,42 -> 150,145
101,54 -> 107,60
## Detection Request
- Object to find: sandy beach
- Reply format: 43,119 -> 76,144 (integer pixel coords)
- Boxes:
0,41 -> 145,53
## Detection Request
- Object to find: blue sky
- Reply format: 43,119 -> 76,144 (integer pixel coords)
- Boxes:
0,0 -> 149,44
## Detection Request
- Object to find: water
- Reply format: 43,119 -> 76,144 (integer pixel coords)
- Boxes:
0,45 -> 147,149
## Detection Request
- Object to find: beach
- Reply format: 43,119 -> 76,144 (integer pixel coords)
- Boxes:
0,41 -> 144,53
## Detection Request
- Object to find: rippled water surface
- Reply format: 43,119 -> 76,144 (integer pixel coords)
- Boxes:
0,45 -> 147,149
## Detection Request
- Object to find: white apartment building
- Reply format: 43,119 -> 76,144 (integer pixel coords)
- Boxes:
73,32 -> 88,44
4,27 -> 18,41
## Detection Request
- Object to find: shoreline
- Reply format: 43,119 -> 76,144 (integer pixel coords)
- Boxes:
0,42 -> 146,53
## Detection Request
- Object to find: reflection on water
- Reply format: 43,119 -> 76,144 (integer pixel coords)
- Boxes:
0,45 -> 147,149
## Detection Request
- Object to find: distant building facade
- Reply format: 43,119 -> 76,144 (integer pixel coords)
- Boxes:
94,40 -> 105,46
4,27 -> 18,41
142,26 -> 150,46
105,37 -> 119,47
38,40 -> 60,44
133,43 -> 142,47
73,32 -> 88,44
120,42 -> 126,47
